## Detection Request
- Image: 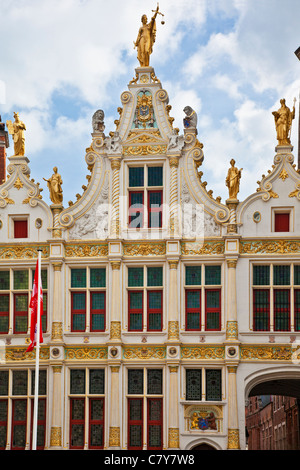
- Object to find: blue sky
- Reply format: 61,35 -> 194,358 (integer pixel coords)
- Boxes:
0,0 -> 300,206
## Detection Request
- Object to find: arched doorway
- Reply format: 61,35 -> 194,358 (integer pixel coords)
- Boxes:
245,372 -> 300,450
192,443 -> 216,450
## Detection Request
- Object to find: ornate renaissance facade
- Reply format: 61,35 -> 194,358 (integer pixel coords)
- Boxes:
0,12 -> 300,450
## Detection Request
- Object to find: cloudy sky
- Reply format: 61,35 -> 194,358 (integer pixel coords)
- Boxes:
1,0 -> 300,206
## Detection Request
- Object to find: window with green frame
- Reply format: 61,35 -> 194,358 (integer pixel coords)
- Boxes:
70,267 -> 106,332
128,266 -> 163,331
185,265 -> 221,331
253,264 -> 300,332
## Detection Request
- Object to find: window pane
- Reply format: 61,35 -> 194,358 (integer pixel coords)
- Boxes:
90,268 -> 106,288
274,265 -> 290,285
147,370 -> 162,395
129,167 -> 144,187
0,272 -> 9,290
72,293 -> 86,311
14,271 -> 28,290
89,370 -> 104,395
128,268 -> 143,287
186,369 -> 201,401
253,265 -> 270,285
0,400 -> 7,449
205,266 -> 221,285
295,290 -> 300,331
274,289 -> 290,331
148,166 -> 163,187
31,370 -> 47,395
0,372 -> 8,396
253,289 -> 269,331
294,266 -> 300,285
12,400 -> 27,449
91,292 -> 105,310
148,190 -> 162,206
186,291 -> 200,309
32,269 -> 47,290
70,370 -> 85,394
0,295 -> 9,333
147,267 -> 162,287
128,370 -> 143,394
13,371 -> 27,396
186,266 -> 201,285
206,369 -> 222,401
130,191 -> 144,206
129,291 -> 143,309
206,290 -> 220,308
71,269 -> 86,288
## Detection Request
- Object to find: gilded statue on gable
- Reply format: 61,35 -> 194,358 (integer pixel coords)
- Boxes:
226,159 -> 242,200
6,112 -> 26,156
43,167 -> 63,205
272,98 -> 295,146
134,3 -> 164,67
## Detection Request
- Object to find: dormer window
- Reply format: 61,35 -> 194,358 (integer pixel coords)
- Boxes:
128,165 -> 163,229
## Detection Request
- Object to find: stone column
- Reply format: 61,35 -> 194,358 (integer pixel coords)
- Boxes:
226,259 -> 238,341
109,365 -> 121,448
109,158 -> 121,237
109,261 -> 121,341
168,156 -> 180,236
167,260 -> 179,341
50,365 -> 63,449
51,262 -> 63,342
50,204 -> 63,239
168,365 -> 179,448
227,366 -> 240,449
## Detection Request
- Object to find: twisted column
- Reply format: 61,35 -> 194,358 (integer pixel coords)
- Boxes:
226,201 -> 238,234
110,158 -> 121,237
168,157 -> 179,235
50,204 -> 63,238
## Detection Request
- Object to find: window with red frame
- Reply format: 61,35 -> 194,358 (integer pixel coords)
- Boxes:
127,369 -> 163,450
185,265 -> 221,331
128,166 -> 163,229
274,213 -> 290,232
14,220 -> 28,238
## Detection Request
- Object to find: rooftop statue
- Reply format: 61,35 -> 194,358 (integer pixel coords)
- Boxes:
226,159 -> 242,201
272,98 -> 295,146
43,167 -> 63,205
6,112 -> 26,156
134,3 -> 165,67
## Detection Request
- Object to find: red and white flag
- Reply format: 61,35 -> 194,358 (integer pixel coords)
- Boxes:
26,258 -> 43,352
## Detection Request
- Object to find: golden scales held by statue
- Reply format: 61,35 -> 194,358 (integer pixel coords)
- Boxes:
134,3 -> 165,67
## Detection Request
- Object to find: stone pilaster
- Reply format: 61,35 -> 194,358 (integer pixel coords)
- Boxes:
167,260 -> 180,341
109,261 -> 121,341
109,366 -> 121,448
51,262 -> 63,342
226,259 -> 238,341
109,158 -> 121,237
50,365 -> 63,449
168,366 -> 179,448
227,366 -> 240,449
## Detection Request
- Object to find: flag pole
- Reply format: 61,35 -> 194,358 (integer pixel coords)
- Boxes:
32,249 -> 42,450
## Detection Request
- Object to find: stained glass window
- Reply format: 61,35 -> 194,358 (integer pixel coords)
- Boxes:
148,167 -> 163,187
14,271 -> 28,290
148,191 -> 162,228
128,268 -> 143,287
186,290 -> 201,330
186,369 -> 202,401
11,399 -> 27,449
128,398 -> 143,449
253,265 -> 270,285
147,370 -> 162,395
274,265 -> 290,286
206,369 -> 222,401
90,268 -> 106,288
128,369 -> 143,395
0,372 -> 8,396
89,370 -> 104,395
148,398 -> 162,449
12,371 -> 27,396
205,289 -> 221,330
294,266 -> 300,285
0,400 -> 7,449
205,266 -> 221,285
0,272 -> 9,290
274,289 -> 290,331
71,293 -> 86,332
31,370 -> 47,396
147,267 -> 162,286
295,290 -> 300,331
147,291 -> 162,331
70,370 -> 86,395
89,398 -> 104,448
90,292 -> 105,331
71,269 -> 86,288
32,269 -> 48,289
253,289 -> 270,331
0,295 -> 9,333
70,399 -> 85,449
128,292 -> 143,331
186,266 -> 201,286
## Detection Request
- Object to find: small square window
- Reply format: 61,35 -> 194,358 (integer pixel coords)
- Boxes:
14,220 -> 28,238
274,213 -> 290,232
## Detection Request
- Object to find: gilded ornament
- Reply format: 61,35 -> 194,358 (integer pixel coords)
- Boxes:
65,243 -> 108,258
50,427 -> 62,447
272,98 -> 295,146
181,241 -> 225,256
123,242 -> 166,256
226,159 -> 242,200
14,177 -> 24,190
123,145 -> 167,156
51,322 -> 63,341
43,167 -> 63,205
0,244 -> 49,260
227,259 -> 237,268
240,345 -> 292,361
110,321 -> 121,340
123,346 -> 166,360
227,429 -> 240,449
279,168 -> 289,180
65,347 -> 108,360
240,239 -> 300,255
168,321 -> 179,340
168,428 -> 179,448
226,321 -> 238,340
109,427 -> 120,447
134,4 -> 164,67
6,112 -> 26,156
181,346 -> 225,360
